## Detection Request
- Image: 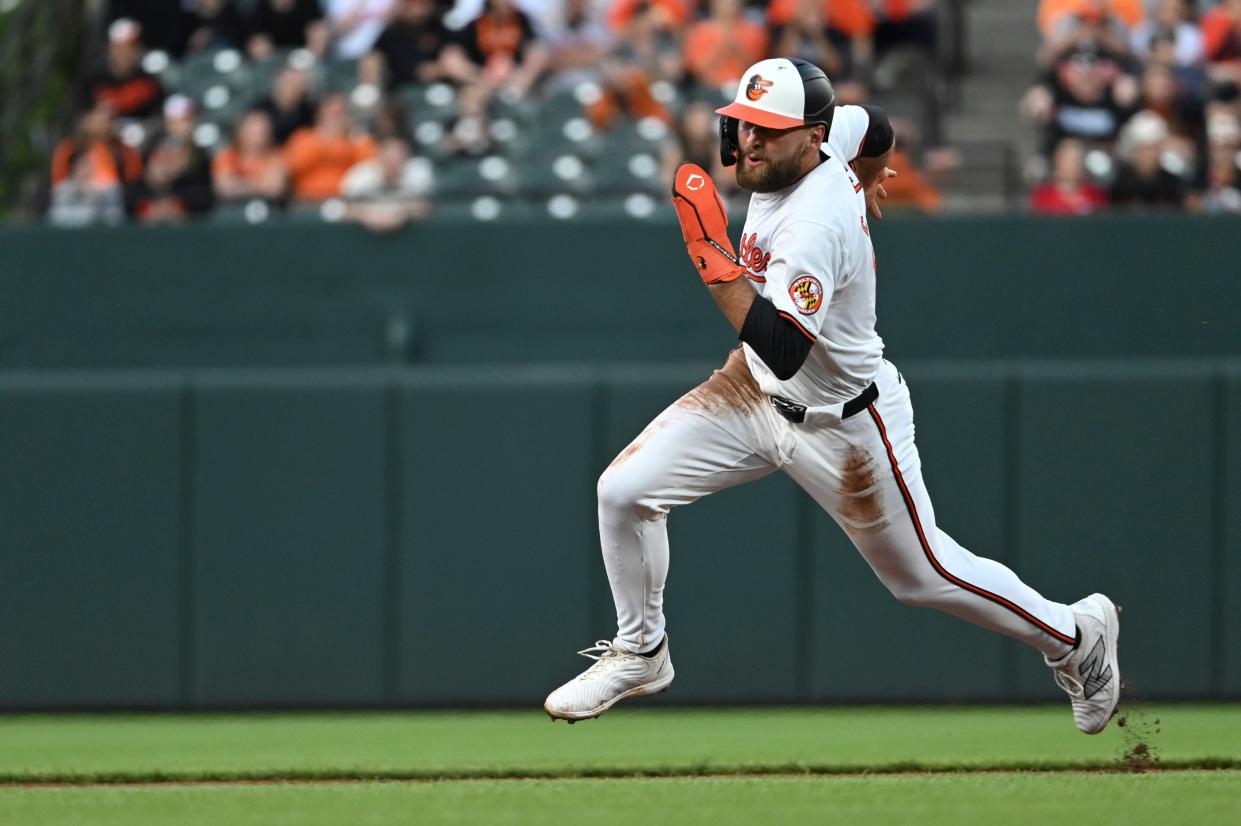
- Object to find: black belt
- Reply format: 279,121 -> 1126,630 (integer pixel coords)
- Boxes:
769,382 -> 878,425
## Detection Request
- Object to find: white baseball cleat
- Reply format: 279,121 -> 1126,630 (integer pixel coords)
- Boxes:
544,636 -> 674,722
1047,593 -> 1121,735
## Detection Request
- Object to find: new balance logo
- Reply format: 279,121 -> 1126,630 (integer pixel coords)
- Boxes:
1078,637 -> 1113,699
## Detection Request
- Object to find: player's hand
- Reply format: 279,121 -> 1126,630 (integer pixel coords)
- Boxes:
865,166 -> 897,220
671,163 -> 744,285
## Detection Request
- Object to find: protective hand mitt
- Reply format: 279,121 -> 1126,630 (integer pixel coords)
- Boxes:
671,163 -> 743,284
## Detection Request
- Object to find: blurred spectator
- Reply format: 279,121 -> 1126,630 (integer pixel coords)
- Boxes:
370,101 -> 416,142
107,1 -> 183,54
451,0 -> 550,97
133,96 -> 216,222
579,0 -> 675,130
661,100 -> 735,190
769,0 -> 851,87
1130,0 -> 1203,68
1211,77 -> 1241,118
326,0 -> 398,60
341,136 -> 433,230
683,0 -> 769,89
1202,0 -> 1241,86
873,0 -> 938,57
81,19 -> 165,121
1199,112 -> 1241,210
767,0 -> 875,93
213,110 -> 290,203
1022,44 -> 1139,154
247,0 -> 329,60
436,0 -> 549,155
361,0 -> 461,89
174,0 -> 249,58
605,0 -> 686,91
1038,0 -> 1145,41
442,99 -> 491,156
544,0 -> 614,92
1029,137 -> 1109,213
285,94 -> 377,200
256,64 -> 317,144
878,120 -> 952,213
1136,61 -> 1205,162
1109,110 -> 1186,208
605,0 -> 692,33
49,104 -> 142,222
878,147 -> 944,212
49,153 -> 128,228
1038,0 -> 1137,67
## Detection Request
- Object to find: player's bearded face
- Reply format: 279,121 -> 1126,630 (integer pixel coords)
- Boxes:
735,124 -> 817,193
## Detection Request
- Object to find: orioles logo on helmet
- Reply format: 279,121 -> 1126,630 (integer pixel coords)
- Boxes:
745,75 -> 774,101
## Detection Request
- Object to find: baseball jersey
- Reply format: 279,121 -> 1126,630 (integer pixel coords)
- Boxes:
739,105 -> 885,407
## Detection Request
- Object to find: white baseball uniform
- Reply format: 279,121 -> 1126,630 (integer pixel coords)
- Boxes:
597,105 -> 1080,661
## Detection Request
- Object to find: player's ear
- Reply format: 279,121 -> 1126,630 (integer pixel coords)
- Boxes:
807,124 -> 826,151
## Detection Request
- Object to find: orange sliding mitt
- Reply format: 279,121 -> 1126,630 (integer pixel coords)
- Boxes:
671,163 -> 743,284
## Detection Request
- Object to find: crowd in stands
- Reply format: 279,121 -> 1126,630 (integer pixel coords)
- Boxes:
1024,0 -> 1241,213
49,0 -> 945,227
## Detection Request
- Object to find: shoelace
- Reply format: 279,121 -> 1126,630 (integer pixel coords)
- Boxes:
1053,668 -> 1085,700
574,640 -> 632,678
577,640 -> 619,661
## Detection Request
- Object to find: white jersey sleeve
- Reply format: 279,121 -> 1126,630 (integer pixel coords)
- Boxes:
825,105 -> 872,164
762,220 -> 844,342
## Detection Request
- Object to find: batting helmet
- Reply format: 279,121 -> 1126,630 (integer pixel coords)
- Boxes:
716,57 -> 837,167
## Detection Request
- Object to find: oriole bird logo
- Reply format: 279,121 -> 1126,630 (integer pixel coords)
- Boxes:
745,75 -> 773,101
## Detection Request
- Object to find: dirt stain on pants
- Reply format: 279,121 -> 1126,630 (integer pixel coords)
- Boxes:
838,445 -> 888,535
610,349 -> 762,471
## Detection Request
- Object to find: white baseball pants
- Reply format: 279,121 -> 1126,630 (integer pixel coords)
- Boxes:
597,349 -> 1078,660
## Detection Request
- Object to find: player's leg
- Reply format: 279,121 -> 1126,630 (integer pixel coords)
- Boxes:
545,349 -> 785,720
784,360 -> 1119,732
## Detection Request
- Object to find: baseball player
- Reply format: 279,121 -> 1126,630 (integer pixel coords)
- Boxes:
544,58 -> 1121,734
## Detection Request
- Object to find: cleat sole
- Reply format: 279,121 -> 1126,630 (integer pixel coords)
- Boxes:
543,665 -> 675,723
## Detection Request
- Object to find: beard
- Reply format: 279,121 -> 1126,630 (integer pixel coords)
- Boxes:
735,151 -> 806,193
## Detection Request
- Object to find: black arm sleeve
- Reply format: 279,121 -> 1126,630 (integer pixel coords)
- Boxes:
857,104 -> 896,158
739,296 -> 814,381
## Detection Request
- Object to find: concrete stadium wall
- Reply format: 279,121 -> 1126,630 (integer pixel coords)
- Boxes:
1,360 -> 1237,708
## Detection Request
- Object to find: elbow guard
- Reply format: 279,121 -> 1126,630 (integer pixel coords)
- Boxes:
858,104 -> 896,158
739,297 -> 814,381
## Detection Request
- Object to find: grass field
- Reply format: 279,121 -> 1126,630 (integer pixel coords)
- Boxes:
1,704 -> 1238,824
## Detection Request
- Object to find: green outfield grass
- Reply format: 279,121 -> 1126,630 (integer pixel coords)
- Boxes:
3,774 -> 1240,826
1,705 -> 1238,825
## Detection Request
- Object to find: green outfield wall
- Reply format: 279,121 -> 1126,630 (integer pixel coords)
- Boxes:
1,214 -> 1239,369
1,215 -> 1236,707
1,360 -> 1238,708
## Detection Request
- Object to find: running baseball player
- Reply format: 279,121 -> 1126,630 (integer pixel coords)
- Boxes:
544,57 -> 1121,734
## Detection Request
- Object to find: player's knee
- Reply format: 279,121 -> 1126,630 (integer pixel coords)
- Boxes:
596,466 -> 639,516
886,576 -> 945,609
597,464 -> 658,520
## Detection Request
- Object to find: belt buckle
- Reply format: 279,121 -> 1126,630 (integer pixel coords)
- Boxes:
769,395 -> 806,424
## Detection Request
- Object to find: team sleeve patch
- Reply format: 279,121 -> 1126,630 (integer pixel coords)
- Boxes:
789,275 -> 824,315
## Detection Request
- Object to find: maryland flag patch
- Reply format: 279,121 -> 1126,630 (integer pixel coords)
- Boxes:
789,275 -> 824,315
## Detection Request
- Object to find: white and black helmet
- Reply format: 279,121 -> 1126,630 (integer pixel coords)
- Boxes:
716,57 -> 837,167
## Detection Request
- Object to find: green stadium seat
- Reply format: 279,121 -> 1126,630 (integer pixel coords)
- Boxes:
206,201 -> 281,226
322,58 -> 360,94
433,196 -> 535,222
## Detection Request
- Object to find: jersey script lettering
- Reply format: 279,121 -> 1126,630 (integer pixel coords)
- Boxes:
739,232 -> 772,273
